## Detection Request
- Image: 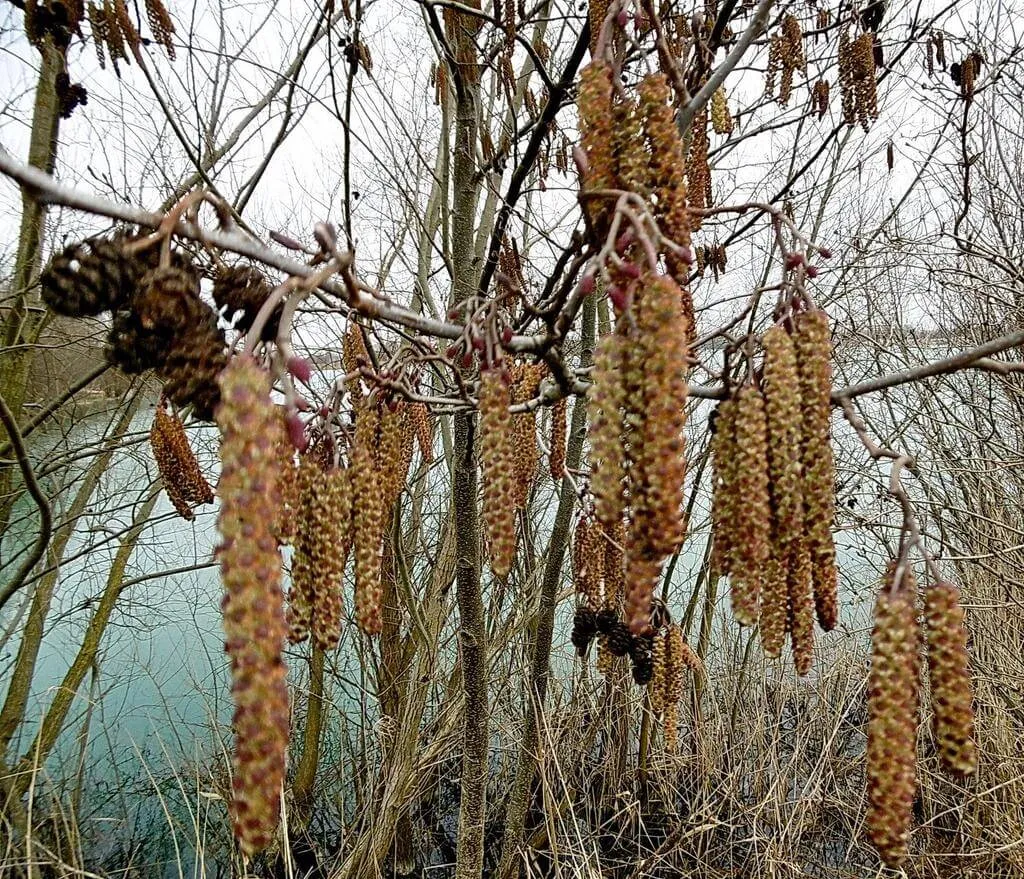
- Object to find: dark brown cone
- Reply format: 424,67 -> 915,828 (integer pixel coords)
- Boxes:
149,408 -> 194,520
924,582 -> 977,776
215,356 -> 289,856
40,236 -> 146,317
150,405 -> 213,521
213,264 -> 280,340
866,567 -> 921,868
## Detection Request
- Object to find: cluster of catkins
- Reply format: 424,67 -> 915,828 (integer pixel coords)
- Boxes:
866,564 -> 977,867
839,27 -> 879,130
214,356 -> 290,857
40,235 -> 232,420
711,310 -> 837,675
766,14 -> 807,106
149,402 -> 213,520
477,360 -> 549,577
649,624 -> 701,751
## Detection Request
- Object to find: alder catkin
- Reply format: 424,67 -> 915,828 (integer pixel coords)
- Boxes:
309,465 -> 352,651
287,454 -> 321,644
352,398 -> 385,635
787,538 -> 815,675
150,406 -> 212,520
866,567 -> 921,869
409,401 -> 434,464
924,582 -> 977,776
794,308 -> 839,632
710,397 -> 738,581
588,328 -> 628,533
214,356 -> 289,856
479,367 -> 517,577
727,385 -> 771,625
763,325 -> 804,556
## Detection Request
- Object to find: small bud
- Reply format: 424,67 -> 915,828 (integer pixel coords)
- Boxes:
616,9 -> 629,27
270,230 -> 306,251
615,230 -> 635,253
287,356 -> 312,384
472,335 -> 485,352
806,265 -> 820,278
679,246 -> 695,265
294,396 -> 311,412
580,274 -> 596,296
818,247 -> 833,260
501,326 -> 514,344
445,344 -> 459,359
318,404 -> 330,417
619,261 -> 641,280
785,252 -> 805,270
447,306 -> 462,320
286,412 -> 308,451
461,352 -> 474,368
607,284 -> 629,312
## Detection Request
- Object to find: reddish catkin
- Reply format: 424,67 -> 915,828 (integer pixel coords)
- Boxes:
924,582 -> 977,776
352,399 -> 385,635
214,356 -> 289,856
728,385 -> 771,626
866,567 -> 921,868
549,396 -> 567,481
479,368 -> 517,577
794,309 -> 839,631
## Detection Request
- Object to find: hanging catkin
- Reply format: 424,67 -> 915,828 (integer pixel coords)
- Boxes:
479,367 -> 517,577
215,356 -> 289,856
794,308 -> 838,631
924,581 -> 977,776
352,398 -> 385,635
866,565 -> 921,868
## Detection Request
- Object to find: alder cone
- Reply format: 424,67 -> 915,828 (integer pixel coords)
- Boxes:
214,356 -> 289,856
794,309 -> 839,632
40,236 -> 144,317
924,582 -> 977,776
212,264 -> 280,339
571,605 -> 598,655
866,572 -> 921,868
479,368 -> 517,577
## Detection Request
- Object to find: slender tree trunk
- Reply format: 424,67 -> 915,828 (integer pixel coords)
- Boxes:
0,39 -> 66,534
496,295 -> 596,879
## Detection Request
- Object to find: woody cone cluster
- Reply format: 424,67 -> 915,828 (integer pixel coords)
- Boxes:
711,312 -> 838,674
214,356 -> 289,856
149,404 -> 213,520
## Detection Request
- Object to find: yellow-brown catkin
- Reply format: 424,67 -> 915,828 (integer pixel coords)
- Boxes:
763,325 -> 804,552
578,63 -> 616,234
588,329 -> 628,534
727,385 -> 771,626
794,309 -> 839,632
639,73 -> 691,262
309,466 -> 352,651
509,363 -> 543,509
150,406 -> 213,520
631,273 -> 690,558
377,401 -> 412,514
549,396 -> 567,481
710,397 -> 738,581
711,86 -> 734,134
866,568 -> 921,869
214,356 -> 289,856
760,554 -> 789,658
596,637 -> 615,676
588,0 -> 608,54
352,399 -> 385,635
410,401 -> 434,464
661,625 -> 688,750
687,109 -> 712,216
924,582 -> 977,776
479,368 -> 517,577
342,321 -> 370,393
273,414 -> 300,546
787,537 -> 815,675
287,454 -> 322,644
663,702 -> 680,751
573,515 -> 604,609
650,632 -> 668,715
